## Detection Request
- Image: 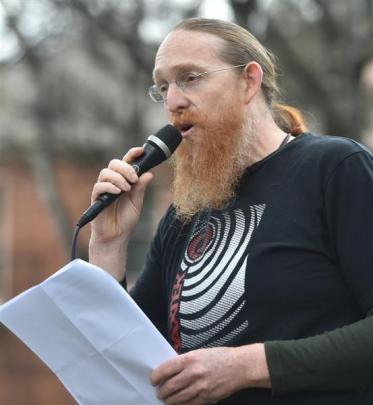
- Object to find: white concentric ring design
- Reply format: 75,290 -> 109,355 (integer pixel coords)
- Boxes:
178,204 -> 266,349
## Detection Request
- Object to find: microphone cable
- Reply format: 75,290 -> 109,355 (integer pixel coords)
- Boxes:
71,224 -> 81,261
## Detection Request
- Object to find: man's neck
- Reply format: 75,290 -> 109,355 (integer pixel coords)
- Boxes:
246,106 -> 291,166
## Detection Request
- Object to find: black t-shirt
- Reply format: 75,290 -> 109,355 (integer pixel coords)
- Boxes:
130,133 -> 373,404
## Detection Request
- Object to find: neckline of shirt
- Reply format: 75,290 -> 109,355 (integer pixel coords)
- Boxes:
244,132 -> 310,175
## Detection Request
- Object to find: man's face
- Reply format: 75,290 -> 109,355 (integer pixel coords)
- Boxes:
153,30 -> 246,140
153,30 -> 254,221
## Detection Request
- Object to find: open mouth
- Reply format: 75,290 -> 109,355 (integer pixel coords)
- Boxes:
179,123 -> 194,137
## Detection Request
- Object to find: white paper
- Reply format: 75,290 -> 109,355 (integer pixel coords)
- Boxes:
0,259 -> 177,404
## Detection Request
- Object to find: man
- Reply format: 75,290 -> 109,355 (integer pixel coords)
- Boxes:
89,18 -> 373,404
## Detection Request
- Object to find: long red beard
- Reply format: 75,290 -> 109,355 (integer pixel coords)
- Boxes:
171,104 -> 255,222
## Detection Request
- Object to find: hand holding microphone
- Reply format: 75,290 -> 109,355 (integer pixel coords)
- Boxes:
83,125 -> 182,247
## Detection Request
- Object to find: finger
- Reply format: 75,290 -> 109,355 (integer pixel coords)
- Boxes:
106,160 -> 138,184
164,390 -> 200,405
91,182 -> 122,203
178,395 -> 207,405
174,395 -> 206,405
161,373 -> 212,405
121,173 -> 153,217
122,147 -> 144,164
150,356 -> 184,386
157,371 -> 190,402
132,172 -> 153,193
98,168 -> 133,191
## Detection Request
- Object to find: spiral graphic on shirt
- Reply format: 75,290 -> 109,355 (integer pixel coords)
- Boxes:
174,204 -> 266,351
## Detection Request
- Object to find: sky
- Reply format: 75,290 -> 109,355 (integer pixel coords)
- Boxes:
0,0 -> 233,62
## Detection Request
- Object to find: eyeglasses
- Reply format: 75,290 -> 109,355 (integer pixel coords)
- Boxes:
148,63 -> 247,103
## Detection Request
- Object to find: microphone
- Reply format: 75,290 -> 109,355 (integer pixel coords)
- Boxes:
77,124 -> 182,228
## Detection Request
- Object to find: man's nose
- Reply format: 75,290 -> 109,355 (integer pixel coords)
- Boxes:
165,82 -> 190,113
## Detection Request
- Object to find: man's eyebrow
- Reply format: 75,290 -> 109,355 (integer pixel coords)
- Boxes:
152,63 -> 207,82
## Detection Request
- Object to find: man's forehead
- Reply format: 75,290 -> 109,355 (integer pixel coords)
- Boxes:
153,30 -> 224,78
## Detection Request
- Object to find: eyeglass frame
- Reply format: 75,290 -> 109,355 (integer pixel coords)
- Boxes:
148,63 -> 248,103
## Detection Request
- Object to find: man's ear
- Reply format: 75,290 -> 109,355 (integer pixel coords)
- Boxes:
242,62 -> 263,104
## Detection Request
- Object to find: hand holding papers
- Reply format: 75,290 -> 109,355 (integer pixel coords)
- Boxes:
0,259 -> 176,404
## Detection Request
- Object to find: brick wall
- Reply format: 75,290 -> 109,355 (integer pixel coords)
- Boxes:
0,160 -> 99,404
0,159 -> 172,404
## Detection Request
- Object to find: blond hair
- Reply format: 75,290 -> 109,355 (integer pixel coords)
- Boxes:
173,18 -> 307,136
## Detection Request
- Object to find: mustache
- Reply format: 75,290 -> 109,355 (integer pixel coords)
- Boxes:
171,112 -> 203,131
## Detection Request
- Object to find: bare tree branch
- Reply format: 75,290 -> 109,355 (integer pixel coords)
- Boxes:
55,0 -> 154,76
313,0 -> 340,40
265,17 -> 343,133
1,0 -> 72,255
229,0 -> 258,27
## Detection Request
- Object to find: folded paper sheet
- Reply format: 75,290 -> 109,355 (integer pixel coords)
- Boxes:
0,259 -> 176,404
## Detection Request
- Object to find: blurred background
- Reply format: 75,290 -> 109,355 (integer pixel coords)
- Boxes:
0,0 -> 372,403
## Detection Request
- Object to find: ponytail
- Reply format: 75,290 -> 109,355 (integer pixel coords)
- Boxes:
172,19 -> 308,136
272,104 -> 308,136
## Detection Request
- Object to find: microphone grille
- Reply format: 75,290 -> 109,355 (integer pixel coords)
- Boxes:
153,125 -> 182,154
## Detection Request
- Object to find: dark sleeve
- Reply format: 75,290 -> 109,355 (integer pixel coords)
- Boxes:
265,149 -> 373,395
129,209 -> 172,339
265,312 -> 373,395
324,149 -> 373,313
